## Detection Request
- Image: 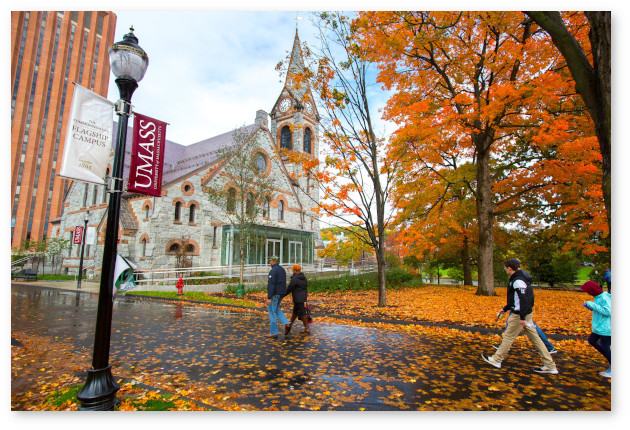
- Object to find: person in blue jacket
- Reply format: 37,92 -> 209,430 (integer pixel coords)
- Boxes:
602,268 -> 611,293
265,256 -> 290,338
581,280 -> 611,378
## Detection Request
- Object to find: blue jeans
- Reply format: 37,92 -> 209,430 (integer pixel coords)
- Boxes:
505,311 -> 555,351
268,295 -> 290,335
588,333 -> 611,365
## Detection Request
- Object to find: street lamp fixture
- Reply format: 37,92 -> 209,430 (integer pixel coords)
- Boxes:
77,211 -> 90,290
77,27 -> 148,411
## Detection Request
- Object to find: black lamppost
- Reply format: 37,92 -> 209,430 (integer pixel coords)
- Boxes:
77,27 -> 148,411
77,211 -> 90,290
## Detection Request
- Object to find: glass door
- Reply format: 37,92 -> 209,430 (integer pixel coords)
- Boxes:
288,241 -> 302,266
266,239 -> 281,263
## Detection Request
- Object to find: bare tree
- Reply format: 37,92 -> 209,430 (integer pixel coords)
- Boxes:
204,126 -> 276,286
287,12 -> 400,306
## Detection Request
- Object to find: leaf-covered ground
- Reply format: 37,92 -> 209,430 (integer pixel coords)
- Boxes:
251,284 -> 592,336
11,285 -> 611,411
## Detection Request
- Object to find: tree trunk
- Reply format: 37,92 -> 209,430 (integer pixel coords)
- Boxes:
585,11 -> 611,232
461,233 -> 473,286
526,11 -> 611,233
376,245 -> 387,307
475,144 -> 497,296
239,234 -> 245,285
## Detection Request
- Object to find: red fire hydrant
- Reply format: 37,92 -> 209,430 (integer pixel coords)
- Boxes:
176,277 -> 184,295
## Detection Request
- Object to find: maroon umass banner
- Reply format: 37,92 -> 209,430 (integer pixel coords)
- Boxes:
128,112 -> 167,197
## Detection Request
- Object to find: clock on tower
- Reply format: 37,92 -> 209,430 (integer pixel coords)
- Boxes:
279,98 -> 291,112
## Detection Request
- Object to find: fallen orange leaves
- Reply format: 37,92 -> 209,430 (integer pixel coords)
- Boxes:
249,285 -> 592,337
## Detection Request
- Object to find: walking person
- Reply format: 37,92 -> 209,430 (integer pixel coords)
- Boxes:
265,256 -> 290,338
581,280 -> 611,378
481,258 -> 558,374
285,264 -> 309,334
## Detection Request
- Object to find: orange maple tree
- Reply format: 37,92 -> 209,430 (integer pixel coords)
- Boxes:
353,11 -> 605,294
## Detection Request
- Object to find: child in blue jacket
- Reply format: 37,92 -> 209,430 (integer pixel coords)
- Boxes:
581,281 -> 611,378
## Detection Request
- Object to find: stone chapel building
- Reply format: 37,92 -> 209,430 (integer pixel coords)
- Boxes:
52,31 -> 323,276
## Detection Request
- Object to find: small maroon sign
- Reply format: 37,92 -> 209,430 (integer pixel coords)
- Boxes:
73,226 -> 84,244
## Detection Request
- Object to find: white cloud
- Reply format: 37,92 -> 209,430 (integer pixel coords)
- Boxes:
108,10 -> 313,144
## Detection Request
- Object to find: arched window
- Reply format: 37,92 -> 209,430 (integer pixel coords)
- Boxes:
174,201 -> 182,221
102,169 -> 109,203
227,188 -> 236,212
253,153 -> 267,174
189,204 -> 196,223
278,200 -> 284,221
141,238 -> 147,257
246,193 -> 254,216
263,197 -> 270,218
169,243 -> 180,253
144,205 -> 150,218
303,128 -> 312,154
83,183 -> 89,207
92,184 -> 98,205
280,125 -> 292,150
186,243 -> 195,253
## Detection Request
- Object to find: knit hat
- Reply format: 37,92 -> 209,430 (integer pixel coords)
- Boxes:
292,264 -> 302,272
581,280 -> 603,296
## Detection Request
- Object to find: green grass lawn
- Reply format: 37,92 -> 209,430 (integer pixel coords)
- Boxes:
577,266 -> 594,281
125,290 -> 259,308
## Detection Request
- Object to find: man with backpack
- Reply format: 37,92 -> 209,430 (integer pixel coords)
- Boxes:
481,258 -> 558,374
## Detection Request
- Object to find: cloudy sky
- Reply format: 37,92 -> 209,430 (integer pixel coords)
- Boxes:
107,9 -> 336,145
106,3 -> 618,146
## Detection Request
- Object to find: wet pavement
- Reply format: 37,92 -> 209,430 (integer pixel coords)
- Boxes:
11,283 -> 612,411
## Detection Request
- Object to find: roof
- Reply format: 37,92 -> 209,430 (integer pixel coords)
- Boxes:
116,121 -> 260,195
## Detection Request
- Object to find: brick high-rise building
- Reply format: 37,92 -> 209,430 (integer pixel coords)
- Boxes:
11,11 -> 117,248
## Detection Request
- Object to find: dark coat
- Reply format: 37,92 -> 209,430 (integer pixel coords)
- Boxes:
267,264 -> 287,299
503,269 -> 535,320
286,272 -> 308,303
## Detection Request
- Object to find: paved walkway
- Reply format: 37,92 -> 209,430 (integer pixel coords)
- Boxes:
11,279 -> 226,294
11,279 -> 101,293
11,283 -> 612,411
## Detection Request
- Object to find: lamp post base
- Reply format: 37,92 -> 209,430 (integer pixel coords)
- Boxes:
77,365 -> 120,410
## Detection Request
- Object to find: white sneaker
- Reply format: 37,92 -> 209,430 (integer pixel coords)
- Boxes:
599,367 -> 611,378
481,353 -> 501,368
533,365 -> 558,374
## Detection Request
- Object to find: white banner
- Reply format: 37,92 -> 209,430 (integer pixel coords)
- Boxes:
58,84 -> 114,184
85,226 -> 97,246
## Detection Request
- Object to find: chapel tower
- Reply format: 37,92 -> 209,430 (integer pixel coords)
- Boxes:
269,30 -> 319,161
269,29 -> 322,237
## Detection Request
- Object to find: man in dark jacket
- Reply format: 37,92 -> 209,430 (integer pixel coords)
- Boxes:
481,258 -> 558,374
266,256 -> 290,338
492,268 -> 557,354
285,264 -> 309,334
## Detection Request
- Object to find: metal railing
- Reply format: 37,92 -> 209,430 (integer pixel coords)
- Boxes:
11,256 -> 30,268
133,260 -> 378,289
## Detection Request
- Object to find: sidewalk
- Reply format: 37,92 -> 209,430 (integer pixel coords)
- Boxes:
11,279 -> 226,294
13,280 -> 585,343
12,279 -> 101,293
